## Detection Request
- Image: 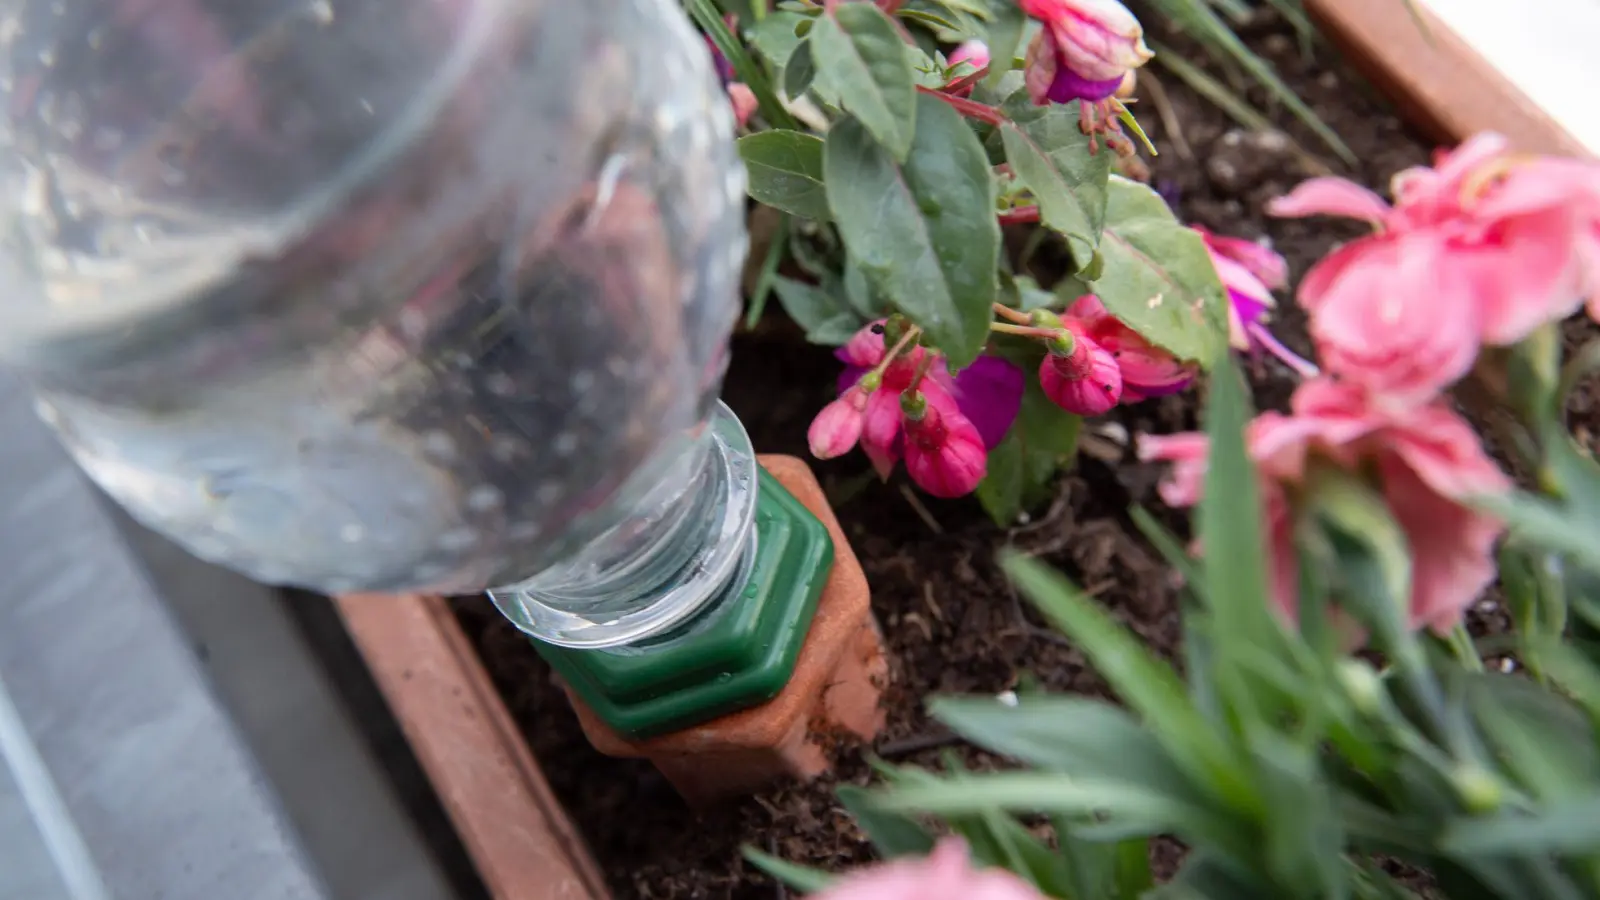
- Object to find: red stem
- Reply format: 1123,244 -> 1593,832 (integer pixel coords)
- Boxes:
917,86 -> 1006,126
877,0 -> 906,12
942,66 -> 988,95
998,206 -> 1041,225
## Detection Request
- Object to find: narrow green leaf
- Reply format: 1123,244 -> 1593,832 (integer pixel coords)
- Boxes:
771,276 -> 861,345
872,770 -> 1207,830
836,785 -> 936,859
824,96 -> 999,366
1001,555 -> 1258,814
1090,177 -> 1229,365
1442,795 -> 1600,854
1113,838 -> 1156,900
686,0 -> 798,129
1249,730 -> 1346,897
738,130 -> 831,221
810,3 -> 917,159
1197,359 -> 1275,644
1000,102 -> 1113,264
745,213 -> 791,328
741,846 -> 836,893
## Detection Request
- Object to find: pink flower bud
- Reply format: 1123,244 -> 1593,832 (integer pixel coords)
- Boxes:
728,82 -> 758,128
808,386 -> 870,459
948,40 -> 991,73
1020,0 -> 1153,104
1039,326 -> 1123,415
902,398 -> 987,498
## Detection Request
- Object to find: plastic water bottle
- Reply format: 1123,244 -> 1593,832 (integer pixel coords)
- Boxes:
0,0 -> 756,648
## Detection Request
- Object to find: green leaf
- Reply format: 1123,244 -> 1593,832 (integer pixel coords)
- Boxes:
896,7 -> 960,32
784,38 -> 817,97
1001,555 -> 1259,816
1441,794 -> 1600,855
741,846 -> 836,893
976,432 -> 1025,527
930,695 -> 1209,806
1089,177 -> 1230,365
999,101 -> 1112,264
836,785 -> 936,859
745,10 -> 808,69
770,276 -> 861,345
842,259 -> 885,318
1015,378 -> 1080,509
981,0 -> 1028,89
871,770 -> 1211,833
1249,730 -> 1346,896
738,130 -> 831,221
825,95 -> 999,366
810,3 -> 917,160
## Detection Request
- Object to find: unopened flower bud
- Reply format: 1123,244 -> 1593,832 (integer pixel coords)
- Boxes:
1335,659 -> 1384,715
903,403 -> 987,498
1451,765 -> 1503,814
1039,326 -> 1121,415
808,386 -> 870,459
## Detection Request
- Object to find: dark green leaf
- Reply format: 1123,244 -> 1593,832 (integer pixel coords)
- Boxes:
825,96 -> 999,366
738,130 -> 830,221
836,785 -> 936,859
784,38 -> 817,97
999,101 -> 1112,264
1012,377 -> 1080,509
896,7 -> 960,32
771,276 -> 861,345
1462,672 -> 1600,802
1249,730 -> 1346,897
1089,177 -> 1229,365
842,260 -> 884,318
977,432 -> 1025,527
1144,851 -> 1263,900
741,846 -> 836,893
810,3 -> 917,159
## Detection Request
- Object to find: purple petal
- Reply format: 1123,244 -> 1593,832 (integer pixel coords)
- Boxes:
1048,68 -> 1123,103
950,356 -> 1025,449
837,365 -> 870,396
1228,286 -> 1270,327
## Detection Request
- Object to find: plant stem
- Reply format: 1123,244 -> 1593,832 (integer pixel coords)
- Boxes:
942,66 -> 988,95
991,322 -> 1058,339
998,206 -> 1041,225
904,351 -> 937,396
917,86 -> 1006,127
869,326 -> 922,381
992,303 -> 1032,325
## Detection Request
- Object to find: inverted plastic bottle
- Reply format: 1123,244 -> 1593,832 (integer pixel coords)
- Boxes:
0,0 -> 755,648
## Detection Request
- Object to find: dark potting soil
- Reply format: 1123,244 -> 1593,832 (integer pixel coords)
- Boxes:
450,11 -> 1494,899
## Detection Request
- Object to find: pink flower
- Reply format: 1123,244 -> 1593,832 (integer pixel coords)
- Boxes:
808,384 -> 870,459
903,396 -> 988,498
815,838 -> 1046,900
1039,320 -> 1123,415
1192,226 -> 1319,378
836,320 -> 1025,452
1066,295 -> 1196,400
1139,378 -> 1510,634
1020,0 -> 1153,105
1268,132 -> 1600,402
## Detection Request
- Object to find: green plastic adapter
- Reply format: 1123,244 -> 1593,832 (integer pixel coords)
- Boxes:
532,466 -> 835,740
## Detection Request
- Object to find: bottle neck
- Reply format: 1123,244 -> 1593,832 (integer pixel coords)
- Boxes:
487,401 -> 758,649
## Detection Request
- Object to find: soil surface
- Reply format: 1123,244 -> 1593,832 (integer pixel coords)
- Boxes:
455,10 -> 1445,898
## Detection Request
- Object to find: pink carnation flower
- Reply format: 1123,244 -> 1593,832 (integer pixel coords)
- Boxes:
1269,132 -> 1600,406
1140,378 -> 1509,635
815,838 -> 1047,900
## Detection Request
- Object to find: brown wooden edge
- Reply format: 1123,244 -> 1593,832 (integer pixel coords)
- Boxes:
1305,0 -> 1588,156
333,592 -> 611,900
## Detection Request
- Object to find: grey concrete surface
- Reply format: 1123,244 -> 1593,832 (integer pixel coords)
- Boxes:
0,372 -> 463,900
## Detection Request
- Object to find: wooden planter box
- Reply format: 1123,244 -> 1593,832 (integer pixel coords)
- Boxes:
335,8 -> 1583,898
